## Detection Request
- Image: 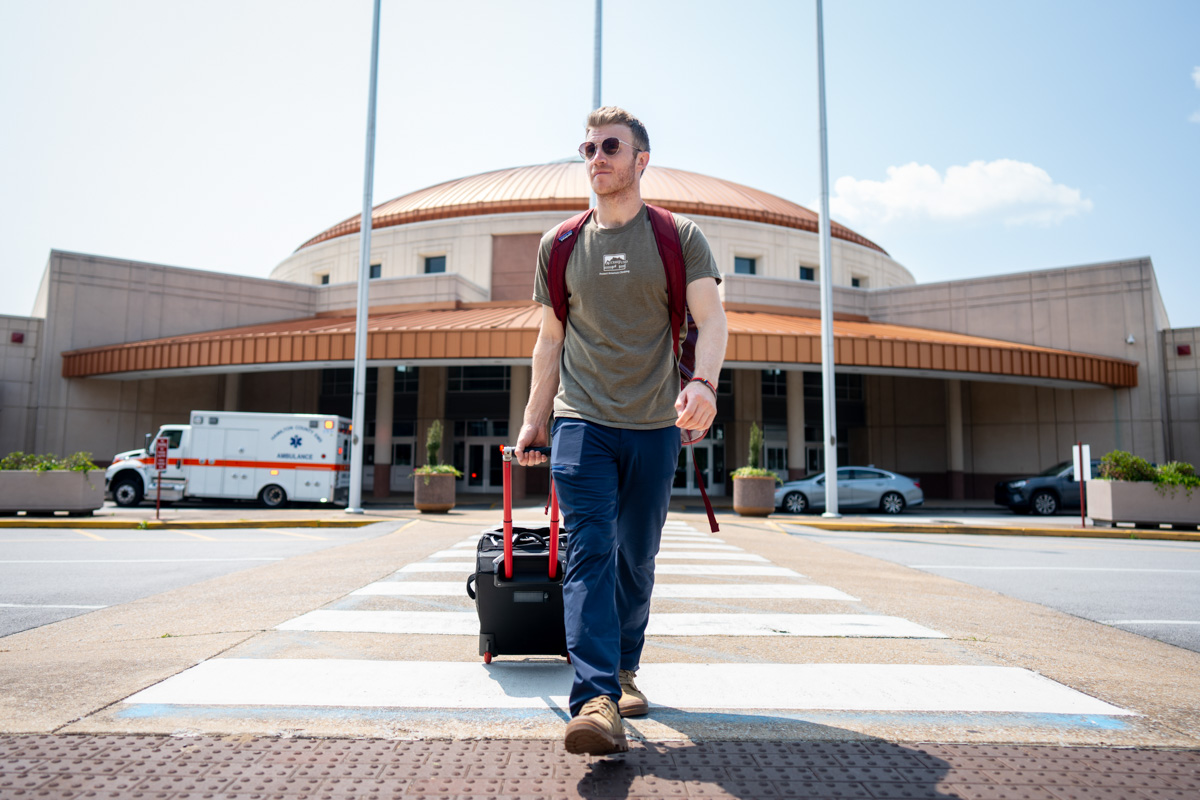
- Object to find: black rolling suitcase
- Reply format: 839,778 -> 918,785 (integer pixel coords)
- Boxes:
465,445 -> 569,663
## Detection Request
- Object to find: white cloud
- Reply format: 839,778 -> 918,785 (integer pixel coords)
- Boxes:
1192,110 -> 1200,125
829,159 -> 1093,227
1193,66 -> 1200,89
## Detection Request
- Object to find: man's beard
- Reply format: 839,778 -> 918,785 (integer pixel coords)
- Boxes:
594,160 -> 639,200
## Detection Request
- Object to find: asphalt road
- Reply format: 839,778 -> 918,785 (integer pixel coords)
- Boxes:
0,525 -> 390,638
781,525 -> 1200,653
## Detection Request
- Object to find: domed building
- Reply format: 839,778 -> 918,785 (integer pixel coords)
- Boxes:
6,159 -> 1184,505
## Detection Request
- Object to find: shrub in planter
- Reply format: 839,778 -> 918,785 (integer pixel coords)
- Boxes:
1090,450 -> 1200,526
731,423 -> 781,516
412,420 -> 463,513
0,451 -> 103,514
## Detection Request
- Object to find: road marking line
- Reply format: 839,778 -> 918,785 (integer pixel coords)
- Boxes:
398,562 -> 476,573
352,581 -> 857,601
123,660 -> 1130,716
397,562 -> 802,577
75,530 -> 107,541
278,610 -> 944,638
908,565 -> 1200,573
175,530 -> 219,542
659,543 -> 741,551
0,603 -> 107,609
1102,620 -> 1200,625
264,529 -> 327,540
655,565 -> 803,577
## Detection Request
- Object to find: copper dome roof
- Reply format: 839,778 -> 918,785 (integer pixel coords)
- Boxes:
296,162 -> 887,255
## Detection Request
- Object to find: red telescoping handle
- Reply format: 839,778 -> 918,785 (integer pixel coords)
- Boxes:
499,445 -> 552,580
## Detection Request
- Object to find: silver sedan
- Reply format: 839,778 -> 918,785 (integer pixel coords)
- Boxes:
774,467 -> 924,514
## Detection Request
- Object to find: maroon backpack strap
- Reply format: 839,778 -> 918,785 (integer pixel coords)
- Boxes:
547,209 -> 593,323
645,204 -> 686,359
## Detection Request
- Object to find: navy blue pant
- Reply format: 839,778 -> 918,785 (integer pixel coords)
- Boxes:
551,419 -> 681,716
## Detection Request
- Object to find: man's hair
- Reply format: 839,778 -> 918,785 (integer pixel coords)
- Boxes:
585,106 -> 650,152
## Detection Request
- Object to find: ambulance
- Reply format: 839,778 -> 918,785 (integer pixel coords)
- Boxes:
105,411 -> 352,508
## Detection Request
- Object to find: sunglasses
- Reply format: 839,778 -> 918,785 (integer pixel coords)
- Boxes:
578,137 -> 643,161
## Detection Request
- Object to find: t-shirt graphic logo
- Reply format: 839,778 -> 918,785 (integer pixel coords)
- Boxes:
602,253 -> 629,275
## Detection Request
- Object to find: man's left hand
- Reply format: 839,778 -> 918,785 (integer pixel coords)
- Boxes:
674,381 -> 717,432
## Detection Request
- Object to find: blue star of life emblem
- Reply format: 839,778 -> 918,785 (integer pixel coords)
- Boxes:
289,435 -> 302,448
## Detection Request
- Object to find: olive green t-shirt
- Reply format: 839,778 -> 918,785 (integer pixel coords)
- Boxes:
532,205 -> 721,429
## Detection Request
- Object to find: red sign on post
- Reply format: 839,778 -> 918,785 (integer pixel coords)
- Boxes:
154,437 -> 168,520
154,437 -> 169,471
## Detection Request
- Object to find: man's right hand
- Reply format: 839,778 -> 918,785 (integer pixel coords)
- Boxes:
515,423 -> 549,466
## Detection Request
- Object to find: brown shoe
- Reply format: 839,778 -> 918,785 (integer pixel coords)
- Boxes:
618,669 -> 649,717
564,695 -> 628,755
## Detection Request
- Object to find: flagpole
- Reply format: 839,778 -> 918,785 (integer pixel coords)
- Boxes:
589,0 -> 602,209
815,0 -> 840,517
346,0 -> 382,514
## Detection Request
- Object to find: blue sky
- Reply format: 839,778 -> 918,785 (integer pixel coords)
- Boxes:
2,0 -> 1197,326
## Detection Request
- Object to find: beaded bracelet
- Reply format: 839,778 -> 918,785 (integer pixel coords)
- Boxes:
689,377 -> 718,398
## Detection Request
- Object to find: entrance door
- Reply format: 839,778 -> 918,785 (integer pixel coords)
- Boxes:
452,420 -> 510,494
672,438 -> 725,496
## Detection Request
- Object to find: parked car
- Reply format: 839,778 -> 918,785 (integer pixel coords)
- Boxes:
994,459 -> 1101,515
775,467 -> 924,514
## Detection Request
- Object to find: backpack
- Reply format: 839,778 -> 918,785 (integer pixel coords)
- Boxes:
547,203 -> 719,532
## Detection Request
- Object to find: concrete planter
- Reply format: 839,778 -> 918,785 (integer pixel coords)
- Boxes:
413,472 -> 456,513
733,475 -> 777,516
0,470 -> 105,515
1088,479 -> 1199,527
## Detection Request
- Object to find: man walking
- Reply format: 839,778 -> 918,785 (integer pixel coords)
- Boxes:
516,106 -> 728,755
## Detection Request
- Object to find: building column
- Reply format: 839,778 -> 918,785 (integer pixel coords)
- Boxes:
373,367 -> 394,498
786,370 -> 806,480
508,365 -> 530,500
416,366 -> 447,468
946,379 -> 965,499
223,373 -> 240,411
730,368 -> 763,486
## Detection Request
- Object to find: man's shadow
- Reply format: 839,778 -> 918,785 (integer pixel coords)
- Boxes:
570,708 -> 959,800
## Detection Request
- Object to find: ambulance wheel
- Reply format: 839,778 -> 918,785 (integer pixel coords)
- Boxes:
483,652 -> 492,664
112,478 -> 143,507
259,484 -> 288,509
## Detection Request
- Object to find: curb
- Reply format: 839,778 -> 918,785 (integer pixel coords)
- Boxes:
0,518 -> 390,530
769,519 -> 1200,542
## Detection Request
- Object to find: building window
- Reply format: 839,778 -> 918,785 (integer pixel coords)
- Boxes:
394,365 -> 419,393
799,266 -> 815,281
802,372 -> 863,401
318,274 -> 330,285
448,365 -> 510,392
734,257 -> 756,275
369,263 -> 381,279
762,369 -> 787,397
425,255 -> 446,274
851,275 -> 866,288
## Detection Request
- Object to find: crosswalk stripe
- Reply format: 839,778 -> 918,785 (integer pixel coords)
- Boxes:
352,582 -> 858,601
276,611 -> 936,638
424,548 -> 764,562
123,660 -> 1130,716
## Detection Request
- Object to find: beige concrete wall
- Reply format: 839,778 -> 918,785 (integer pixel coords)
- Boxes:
866,373 -> 1133,497
0,315 -> 42,455
1163,327 -> 1200,466
867,258 -> 1168,465
239,370 -> 321,414
31,251 -> 322,461
268,212 -> 916,294
719,275 -> 870,318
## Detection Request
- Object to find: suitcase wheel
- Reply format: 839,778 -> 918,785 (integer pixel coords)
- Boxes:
483,651 -> 493,664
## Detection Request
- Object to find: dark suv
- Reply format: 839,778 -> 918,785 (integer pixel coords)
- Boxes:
994,460 -> 1101,515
